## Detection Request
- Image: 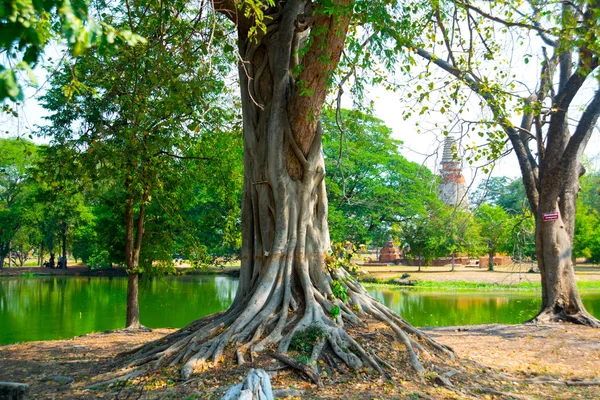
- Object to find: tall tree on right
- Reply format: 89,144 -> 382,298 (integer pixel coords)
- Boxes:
393,0 -> 600,325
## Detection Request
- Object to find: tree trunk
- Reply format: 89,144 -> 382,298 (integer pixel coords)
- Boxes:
18,244 -> 24,267
61,221 -> 67,269
124,0 -> 452,378
450,254 -> 455,271
124,185 -> 148,329
488,249 -> 495,272
126,273 -> 141,328
531,165 -> 599,326
38,244 -> 44,267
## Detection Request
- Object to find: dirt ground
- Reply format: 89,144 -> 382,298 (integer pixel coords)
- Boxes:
1,322 -> 599,399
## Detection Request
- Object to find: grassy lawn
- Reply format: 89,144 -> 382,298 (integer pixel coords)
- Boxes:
360,277 -> 600,291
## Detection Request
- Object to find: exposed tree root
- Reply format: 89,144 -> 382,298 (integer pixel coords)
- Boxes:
118,0 -> 452,383
120,268 -> 454,380
530,307 -> 600,328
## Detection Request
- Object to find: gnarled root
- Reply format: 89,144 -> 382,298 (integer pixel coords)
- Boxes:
121,268 -> 453,380
529,307 -> 600,328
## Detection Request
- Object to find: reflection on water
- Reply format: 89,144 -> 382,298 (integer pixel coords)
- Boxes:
1,276 -> 598,344
0,276 -> 238,345
365,285 -> 600,327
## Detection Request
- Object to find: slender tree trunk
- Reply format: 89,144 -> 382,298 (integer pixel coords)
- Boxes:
126,273 -> 141,327
488,249 -> 495,272
61,221 -> 67,269
18,244 -> 24,267
451,254 -> 455,271
124,186 -> 148,329
39,244 -> 44,267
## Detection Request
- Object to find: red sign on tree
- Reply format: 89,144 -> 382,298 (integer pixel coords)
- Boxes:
543,212 -> 559,221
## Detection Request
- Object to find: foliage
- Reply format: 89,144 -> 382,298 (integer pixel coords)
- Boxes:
574,198 -> 600,262
322,109 -> 438,247
471,177 -> 528,215
326,241 -> 360,273
37,0 -> 239,274
0,0 -> 145,101
0,137 -> 38,267
289,325 -> 327,355
474,204 -> 512,268
331,279 -> 348,302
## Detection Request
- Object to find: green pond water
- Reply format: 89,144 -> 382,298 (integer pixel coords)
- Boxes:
1,276 -> 599,345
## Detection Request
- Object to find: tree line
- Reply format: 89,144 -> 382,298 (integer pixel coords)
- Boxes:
3,114 -> 599,272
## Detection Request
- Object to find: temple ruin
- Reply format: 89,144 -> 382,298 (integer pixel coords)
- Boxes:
438,136 -> 469,209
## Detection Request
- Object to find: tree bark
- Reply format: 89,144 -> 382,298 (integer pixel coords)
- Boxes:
531,162 -> 599,326
126,273 -> 141,329
488,249 -> 495,272
124,0 -> 452,378
0,241 -> 8,268
61,221 -> 67,269
124,184 -> 148,329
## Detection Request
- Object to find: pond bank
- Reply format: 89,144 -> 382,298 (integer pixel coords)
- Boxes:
3,263 -> 600,288
0,323 -> 598,399
0,265 -> 128,277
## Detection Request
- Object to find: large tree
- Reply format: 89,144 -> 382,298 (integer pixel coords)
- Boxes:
39,0 -> 235,329
0,138 -> 38,268
394,0 -> 600,326
127,0 -> 452,378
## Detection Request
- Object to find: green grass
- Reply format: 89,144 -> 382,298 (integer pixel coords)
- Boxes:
360,277 -> 600,292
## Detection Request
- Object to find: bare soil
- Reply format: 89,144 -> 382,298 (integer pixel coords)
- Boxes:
1,322 -> 599,399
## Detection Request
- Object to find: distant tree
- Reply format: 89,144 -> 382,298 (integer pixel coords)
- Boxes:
580,169 -> 600,216
472,177 -> 528,215
474,204 -> 511,271
433,206 -> 481,271
322,109 -> 438,247
401,204 -> 443,271
574,200 -> 600,263
0,138 -> 38,268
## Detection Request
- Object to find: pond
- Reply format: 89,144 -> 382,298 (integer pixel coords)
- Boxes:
1,276 -> 599,345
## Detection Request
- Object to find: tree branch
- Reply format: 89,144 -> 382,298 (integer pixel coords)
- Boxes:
555,58 -> 598,111
410,45 -> 540,213
559,90 -> 600,176
455,0 -> 555,38
212,0 -> 255,33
